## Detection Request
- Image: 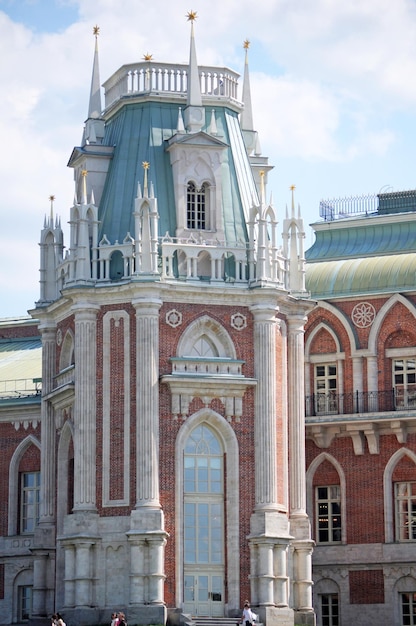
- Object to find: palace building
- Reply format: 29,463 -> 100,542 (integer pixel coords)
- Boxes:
0,17 -> 314,626
2,16 -> 416,626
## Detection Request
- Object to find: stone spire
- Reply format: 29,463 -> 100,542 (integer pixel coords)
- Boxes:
282,185 -> 307,294
82,26 -> 105,145
184,11 -> 205,133
241,40 -> 260,156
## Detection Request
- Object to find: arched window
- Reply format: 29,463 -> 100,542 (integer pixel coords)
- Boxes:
187,182 -> 209,230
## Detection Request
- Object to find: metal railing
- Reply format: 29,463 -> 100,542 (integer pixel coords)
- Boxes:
319,193 -> 378,221
304,389 -> 411,417
0,378 -> 42,400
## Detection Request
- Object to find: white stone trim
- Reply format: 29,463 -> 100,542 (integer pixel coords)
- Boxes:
8,434 -> 41,536
383,447 -> 416,543
306,452 -> 347,545
102,310 -> 130,507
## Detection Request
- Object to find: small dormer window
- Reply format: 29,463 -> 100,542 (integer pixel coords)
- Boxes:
187,181 -> 209,230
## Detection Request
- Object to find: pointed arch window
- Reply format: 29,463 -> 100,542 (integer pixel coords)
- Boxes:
187,182 -> 209,230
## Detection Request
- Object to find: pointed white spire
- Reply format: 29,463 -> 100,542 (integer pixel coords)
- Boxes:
241,40 -> 254,131
184,11 -> 205,133
143,161 -> 150,198
176,107 -> 185,133
90,189 -> 95,205
187,11 -> 202,107
208,109 -> 218,135
81,169 -> 88,205
88,26 -> 102,119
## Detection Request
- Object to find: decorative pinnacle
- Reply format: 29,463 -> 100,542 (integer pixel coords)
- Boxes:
142,162 -> 150,194
81,169 -> 88,177
290,184 -> 296,191
93,25 -> 100,36
143,52 -> 153,61
49,195 -> 55,221
243,39 -> 250,49
186,10 -> 197,21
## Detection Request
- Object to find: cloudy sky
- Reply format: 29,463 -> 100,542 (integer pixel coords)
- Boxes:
1,0 -> 416,317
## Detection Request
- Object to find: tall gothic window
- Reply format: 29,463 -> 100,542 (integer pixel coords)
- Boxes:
187,182 -> 209,230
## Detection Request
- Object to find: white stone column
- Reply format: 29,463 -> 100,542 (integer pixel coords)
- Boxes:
31,322 -> 57,622
367,354 -> 379,410
257,542 -> 274,605
352,355 -> 364,412
63,544 -> 76,608
133,297 -> 162,508
129,296 -> 167,612
129,539 -> 146,604
274,543 -> 289,607
39,323 -> 57,522
287,313 -> 315,620
73,304 -> 99,511
250,302 -> 278,509
75,542 -> 94,607
287,314 -> 307,517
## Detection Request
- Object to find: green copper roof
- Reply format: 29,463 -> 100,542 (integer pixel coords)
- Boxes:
306,213 -> 416,262
98,101 -> 252,244
0,337 -> 41,398
306,252 -> 416,299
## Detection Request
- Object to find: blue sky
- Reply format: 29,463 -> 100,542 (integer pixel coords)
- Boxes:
1,0 -> 416,316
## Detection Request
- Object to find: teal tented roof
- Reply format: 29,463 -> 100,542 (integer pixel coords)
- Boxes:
98,101 -> 254,245
0,337 -> 42,399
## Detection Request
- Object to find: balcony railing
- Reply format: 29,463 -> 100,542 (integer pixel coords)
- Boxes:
304,389 -> 416,417
0,378 -> 42,400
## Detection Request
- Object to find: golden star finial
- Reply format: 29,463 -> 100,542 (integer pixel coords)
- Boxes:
187,10 -> 197,21
290,184 -> 296,191
143,52 -> 153,61
142,161 -> 150,170
243,39 -> 250,49
81,169 -> 88,177
93,25 -> 100,36
49,195 -> 55,203
260,170 -> 265,178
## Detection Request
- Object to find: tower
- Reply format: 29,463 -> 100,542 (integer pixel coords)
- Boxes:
31,17 -> 315,626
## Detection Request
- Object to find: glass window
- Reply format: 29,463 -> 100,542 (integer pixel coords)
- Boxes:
187,182 -> 209,230
184,425 -> 223,565
316,485 -> 341,543
320,593 -> 339,626
21,472 -> 40,534
395,482 -> 416,541
18,585 -> 32,621
401,592 -> 416,626
315,364 -> 338,414
394,359 -> 416,408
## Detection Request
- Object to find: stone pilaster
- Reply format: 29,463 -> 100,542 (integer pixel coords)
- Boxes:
250,303 -> 278,511
129,296 -> 167,614
31,321 -> 57,624
133,296 -> 162,509
287,314 -> 315,624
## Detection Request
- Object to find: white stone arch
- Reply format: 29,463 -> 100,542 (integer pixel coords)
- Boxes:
59,329 -> 75,372
12,567 -> 34,623
8,434 -> 41,535
178,314 -> 236,359
306,452 -> 347,544
305,321 -> 345,398
197,248 -> 212,279
305,321 -> 342,358
57,419 -> 75,533
391,574 -> 416,626
308,301 -> 358,354
384,447 -> 416,543
368,293 -> 416,354
313,577 -> 341,626
174,408 -> 240,613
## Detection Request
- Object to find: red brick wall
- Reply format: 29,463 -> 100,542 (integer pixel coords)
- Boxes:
307,434 -> 416,545
349,570 -> 384,604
